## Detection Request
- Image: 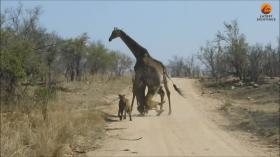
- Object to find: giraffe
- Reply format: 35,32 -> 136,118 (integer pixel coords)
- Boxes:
109,28 -> 168,114
109,27 -> 149,114
109,27 -> 184,115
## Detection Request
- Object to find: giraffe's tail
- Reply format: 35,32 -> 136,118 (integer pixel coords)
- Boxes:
172,84 -> 185,98
164,72 -> 185,98
162,66 -> 186,98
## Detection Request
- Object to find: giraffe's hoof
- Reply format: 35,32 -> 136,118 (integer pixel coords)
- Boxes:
137,106 -> 145,114
168,111 -> 172,115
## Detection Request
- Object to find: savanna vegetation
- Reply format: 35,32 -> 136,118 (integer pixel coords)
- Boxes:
0,4 -> 133,104
168,20 -> 279,82
0,4 -> 133,157
196,20 -> 279,146
167,19 -> 279,147
197,20 -> 279,82
1,3 -> 279,157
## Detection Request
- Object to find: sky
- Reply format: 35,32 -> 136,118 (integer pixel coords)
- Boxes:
1,0 -> 279,63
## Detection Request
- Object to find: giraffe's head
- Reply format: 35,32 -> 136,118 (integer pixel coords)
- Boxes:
109,27 -> 121,42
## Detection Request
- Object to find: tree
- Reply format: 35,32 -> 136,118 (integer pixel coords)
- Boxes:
61,33 -> 88,81
0,26 -> 38,102
111,51 -> 133,76
247,44 -> 264,82
263,43 -> 279,77
86,41 -> 110,75
167,56 -> 185,77
216,20 -> 249,80
198,41 -> 226,80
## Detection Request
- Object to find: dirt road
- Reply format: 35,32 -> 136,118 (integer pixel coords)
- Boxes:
87,78 -> 271,156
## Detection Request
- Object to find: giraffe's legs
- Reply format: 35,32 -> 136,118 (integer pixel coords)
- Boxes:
163,78 -> 171,115
130,80 -> 142,112
131,93 -> 135,112
134,82 -> 146,115
131,84 -> 142,113
157,86 -> 165,111
133,72 -> 147,115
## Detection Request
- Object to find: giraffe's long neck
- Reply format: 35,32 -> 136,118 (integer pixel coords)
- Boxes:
119,30 -> 150,59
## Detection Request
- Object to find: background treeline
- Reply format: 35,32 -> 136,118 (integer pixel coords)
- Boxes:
198,20 -> 279,82
0,5 -> 133,103
168,20 -> 279,82
167,55 -> 201,78
1,5 -> 279,104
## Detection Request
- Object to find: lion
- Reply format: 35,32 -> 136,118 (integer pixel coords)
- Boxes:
118,94 -> 132,121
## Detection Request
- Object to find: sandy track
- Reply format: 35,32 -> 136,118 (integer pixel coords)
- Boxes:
87,78 -> 269,156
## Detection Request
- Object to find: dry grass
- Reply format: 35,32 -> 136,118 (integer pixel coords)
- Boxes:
219,98 -> 233,112
1,75 -> 131,157
200,77 -> 280,145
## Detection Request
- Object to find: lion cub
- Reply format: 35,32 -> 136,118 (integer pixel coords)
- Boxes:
118,94 -> 132,121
